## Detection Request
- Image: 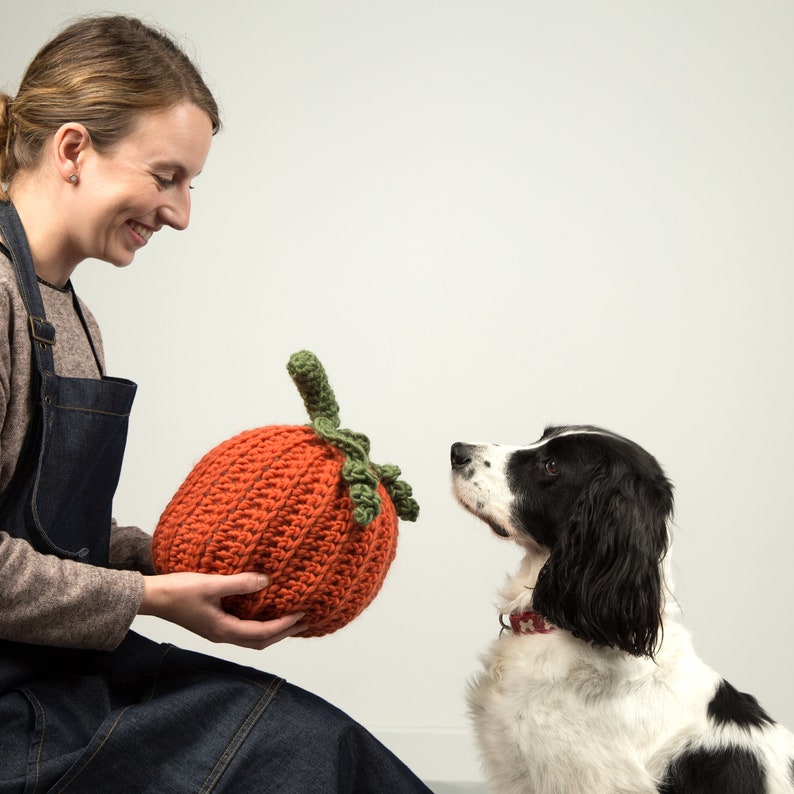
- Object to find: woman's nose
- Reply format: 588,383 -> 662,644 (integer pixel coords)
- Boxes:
159,187 -> 191,231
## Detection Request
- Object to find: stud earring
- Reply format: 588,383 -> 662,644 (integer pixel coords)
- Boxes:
69,174 -> 78,184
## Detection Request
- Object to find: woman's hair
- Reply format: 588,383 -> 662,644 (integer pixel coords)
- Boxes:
0,14 -> 221,199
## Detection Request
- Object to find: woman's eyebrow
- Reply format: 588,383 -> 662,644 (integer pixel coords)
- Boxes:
151,161 -> 203,178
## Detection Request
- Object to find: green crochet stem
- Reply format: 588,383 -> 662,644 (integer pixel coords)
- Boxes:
287,350 -> 420,526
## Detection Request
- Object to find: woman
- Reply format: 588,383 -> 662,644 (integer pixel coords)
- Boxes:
0,15 -> 430,791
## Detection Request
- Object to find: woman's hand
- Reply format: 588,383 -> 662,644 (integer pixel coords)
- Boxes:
139,571 -> 306,649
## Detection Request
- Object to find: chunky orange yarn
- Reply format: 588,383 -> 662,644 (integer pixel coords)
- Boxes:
151,351 -> 418,637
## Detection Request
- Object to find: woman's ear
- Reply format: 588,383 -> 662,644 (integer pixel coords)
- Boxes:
531,466 -> 672,658
52,122 -> 91,185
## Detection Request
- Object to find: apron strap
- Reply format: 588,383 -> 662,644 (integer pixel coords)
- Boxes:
0,201 -> 104,377
0,202 -> 57,377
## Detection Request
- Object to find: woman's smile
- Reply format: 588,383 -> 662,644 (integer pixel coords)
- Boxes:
127,220 -> 155,244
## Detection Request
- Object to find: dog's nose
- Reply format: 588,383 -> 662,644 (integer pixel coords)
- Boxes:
451,442 -> 474,469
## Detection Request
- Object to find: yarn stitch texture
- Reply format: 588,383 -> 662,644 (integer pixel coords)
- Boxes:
152,351 -> 419,637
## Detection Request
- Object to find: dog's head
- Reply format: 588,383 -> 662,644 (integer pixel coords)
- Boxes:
451,425 -> 674,658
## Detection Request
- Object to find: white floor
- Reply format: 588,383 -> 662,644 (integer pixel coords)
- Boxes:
425,784 -> 488,793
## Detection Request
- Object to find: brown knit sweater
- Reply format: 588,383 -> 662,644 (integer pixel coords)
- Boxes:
1,250 -> 152,651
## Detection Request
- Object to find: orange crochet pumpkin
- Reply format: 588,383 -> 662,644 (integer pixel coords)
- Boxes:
151,351 -> 419,637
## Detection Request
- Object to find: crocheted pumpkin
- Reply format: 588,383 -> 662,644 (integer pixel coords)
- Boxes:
151,351 -> 419,637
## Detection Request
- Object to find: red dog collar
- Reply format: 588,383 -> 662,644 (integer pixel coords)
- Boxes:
506,610 -> 556,635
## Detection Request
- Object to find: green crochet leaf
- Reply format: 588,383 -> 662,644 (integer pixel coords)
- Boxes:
286,350 -> 419,525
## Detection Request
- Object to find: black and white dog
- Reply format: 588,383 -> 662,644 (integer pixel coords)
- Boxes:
451,425 -> 794,794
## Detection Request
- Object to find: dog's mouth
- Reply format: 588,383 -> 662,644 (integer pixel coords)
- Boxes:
455,491 -> 512,539
486,520 -> 510,538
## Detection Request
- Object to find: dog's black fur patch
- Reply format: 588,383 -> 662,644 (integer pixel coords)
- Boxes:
708,679 -> 775,731
658,746 -> 766,793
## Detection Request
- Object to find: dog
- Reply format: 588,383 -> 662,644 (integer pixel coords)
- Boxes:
451,425 -> 794,794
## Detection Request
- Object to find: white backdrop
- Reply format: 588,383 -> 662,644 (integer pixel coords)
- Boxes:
4,1 -> 794,783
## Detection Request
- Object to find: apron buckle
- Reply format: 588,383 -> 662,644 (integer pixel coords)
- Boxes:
28,315 -> 56,346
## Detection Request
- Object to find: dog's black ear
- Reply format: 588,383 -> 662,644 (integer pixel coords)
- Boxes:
532,465 -> 672,658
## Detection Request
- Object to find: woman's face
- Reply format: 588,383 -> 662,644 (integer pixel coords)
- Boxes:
68,102 -> 214,268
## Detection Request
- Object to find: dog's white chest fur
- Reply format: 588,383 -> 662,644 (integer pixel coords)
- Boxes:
469,615 -> 707,793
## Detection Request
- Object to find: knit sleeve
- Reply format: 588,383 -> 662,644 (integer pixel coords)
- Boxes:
0,529 -> 144,651
109,520 -> 156,574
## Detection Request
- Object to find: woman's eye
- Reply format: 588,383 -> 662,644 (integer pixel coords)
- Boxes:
154,175 -> 175,187
545,460 -> 559,476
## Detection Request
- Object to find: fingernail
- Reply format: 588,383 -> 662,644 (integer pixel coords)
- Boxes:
257,574 -> 270,589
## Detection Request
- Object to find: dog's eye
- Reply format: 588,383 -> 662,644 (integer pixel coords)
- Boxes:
545,460 -> 559,476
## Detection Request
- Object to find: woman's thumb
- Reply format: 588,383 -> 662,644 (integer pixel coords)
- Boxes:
217,571 -> 270,596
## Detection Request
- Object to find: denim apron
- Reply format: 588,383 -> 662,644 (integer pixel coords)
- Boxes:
0,202 -> 430,793
0,201 -> 136,564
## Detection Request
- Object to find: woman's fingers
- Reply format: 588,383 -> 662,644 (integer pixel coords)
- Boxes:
224,611 -> 308,650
